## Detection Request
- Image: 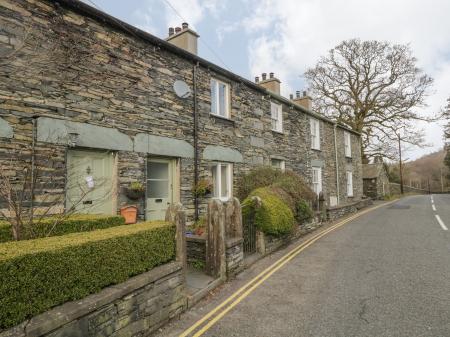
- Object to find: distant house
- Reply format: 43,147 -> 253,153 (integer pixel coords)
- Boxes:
363,162 -> 390,199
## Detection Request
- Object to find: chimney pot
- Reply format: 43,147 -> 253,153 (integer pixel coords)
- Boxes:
262,73 -> 267,80
303,90 -> 307,97
175,27 -> 181,33
289,94 -> 293,99
255,76 -> 259,83
296,91 -> 300,98
182,22 -> 188,29
269,72 -> 274,79
168,27 -> 174,36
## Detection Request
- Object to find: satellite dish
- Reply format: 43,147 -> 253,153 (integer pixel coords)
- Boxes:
173,80 -> 192,99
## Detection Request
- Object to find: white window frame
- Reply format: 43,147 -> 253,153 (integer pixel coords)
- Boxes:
310,118 -> 320,150
271,102 -> 283,132
346,171 -> 354,197
271,158 -> 285,172
344,131 -> 352,158
312,167 -> 322,196
211,163 -> 233,201
210,78 -> 230,118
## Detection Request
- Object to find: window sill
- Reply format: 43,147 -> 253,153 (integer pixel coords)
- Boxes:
271,129 -> 284,135
210,113 -> 235,124
311,148 -> 321,152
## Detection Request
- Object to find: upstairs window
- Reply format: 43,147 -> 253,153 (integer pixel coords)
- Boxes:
310,118 -> 320,150
344,131 -> 352,158
271,102 -> 283,132
312,167 -> 322,195
211,78 -> 230,118
271,158 -> 285,172
211,163 -> 232,201
346,171 -> 353,197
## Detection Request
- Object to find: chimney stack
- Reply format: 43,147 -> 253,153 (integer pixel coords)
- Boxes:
255,76 -> 259,83
289,94 -> 293,99
166,23 -> 199,55
257,72 -> 281,95
291,90 -> 312,110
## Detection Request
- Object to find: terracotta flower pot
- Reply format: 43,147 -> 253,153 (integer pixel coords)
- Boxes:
120,205 -> 138,224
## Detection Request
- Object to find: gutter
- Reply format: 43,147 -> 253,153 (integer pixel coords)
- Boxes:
52,0 -> 360,136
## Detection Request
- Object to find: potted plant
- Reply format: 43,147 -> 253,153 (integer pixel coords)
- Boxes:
125,181 -> 145,200
192,179 -> 213,198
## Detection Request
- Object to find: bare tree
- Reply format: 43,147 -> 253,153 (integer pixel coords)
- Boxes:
0,147 -> 112,241
304,39 -> 434,160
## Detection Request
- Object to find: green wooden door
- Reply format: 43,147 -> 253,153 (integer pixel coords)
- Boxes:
66,150 -> 114,214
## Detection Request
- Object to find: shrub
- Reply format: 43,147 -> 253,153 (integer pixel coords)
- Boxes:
0,221 -> 175,329
237,167 -> 315,203
236,166 -> 284,201
242,187 -> 294,236
296,199 -> 314,223
0,214 -> 125,243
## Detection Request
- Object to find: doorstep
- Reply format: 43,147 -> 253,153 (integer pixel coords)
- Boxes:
185,267 -> 223,309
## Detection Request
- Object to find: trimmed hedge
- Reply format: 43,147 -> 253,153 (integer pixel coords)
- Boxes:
0,214 -> 125,243
0,221 -> 175,329
242,187 -> 294,236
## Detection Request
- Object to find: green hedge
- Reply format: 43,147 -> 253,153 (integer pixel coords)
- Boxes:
0,214 -> 125,243
242,187 -> 294,236
0,221 -> 175,329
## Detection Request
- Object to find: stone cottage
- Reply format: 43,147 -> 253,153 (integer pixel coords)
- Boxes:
363,160 -> 390,199
0,0 -> 363,223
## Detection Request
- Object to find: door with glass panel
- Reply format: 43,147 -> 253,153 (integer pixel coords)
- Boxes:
146,159 -> 174,221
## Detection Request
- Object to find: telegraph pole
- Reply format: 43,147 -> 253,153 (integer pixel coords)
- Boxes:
398,133 -> 404,194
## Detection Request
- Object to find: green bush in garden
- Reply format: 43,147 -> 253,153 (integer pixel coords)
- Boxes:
296,199 -> 314,223
242,187 -> 294,236
238,167 -> 316,223
0,214 -> 125,243
0,221 -> 175,329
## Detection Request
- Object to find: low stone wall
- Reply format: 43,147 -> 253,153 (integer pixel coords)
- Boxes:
327,198 -> 373,221
257,219 -> 323,256
225,238 -> 244,277
0,262 -> 186,337
186,234 -> 206,266
389,183 -> 429,195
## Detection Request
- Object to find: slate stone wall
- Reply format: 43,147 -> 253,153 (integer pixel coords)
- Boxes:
0,0 -> 363,222
0,262 -> 186,337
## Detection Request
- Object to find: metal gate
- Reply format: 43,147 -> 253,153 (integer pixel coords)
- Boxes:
243,212 -> 256,255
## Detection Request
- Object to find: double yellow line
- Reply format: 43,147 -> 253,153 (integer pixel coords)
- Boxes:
179,202 -> 390,337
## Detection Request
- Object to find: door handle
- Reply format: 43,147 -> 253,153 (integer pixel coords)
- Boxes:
155,199 -> 163,203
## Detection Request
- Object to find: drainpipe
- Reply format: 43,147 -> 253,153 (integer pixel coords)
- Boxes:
193,62 -> 199,221
333,123 -> 340,205
30,115 -> 38,222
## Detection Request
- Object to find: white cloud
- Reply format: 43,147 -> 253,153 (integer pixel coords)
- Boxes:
162,0 -> 223,29
241,0 -> 450,158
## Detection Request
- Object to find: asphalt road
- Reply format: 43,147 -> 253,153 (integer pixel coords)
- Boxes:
156,195 -> 450,337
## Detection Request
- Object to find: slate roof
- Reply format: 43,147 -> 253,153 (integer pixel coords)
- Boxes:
362,164 -> 382,179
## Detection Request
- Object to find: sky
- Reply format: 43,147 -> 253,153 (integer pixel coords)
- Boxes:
83,0 -> 450,160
